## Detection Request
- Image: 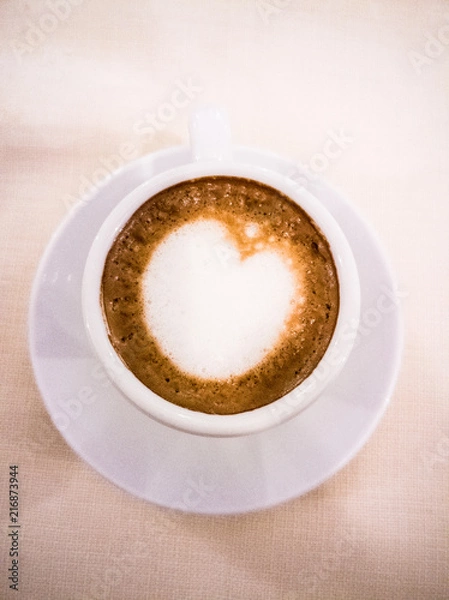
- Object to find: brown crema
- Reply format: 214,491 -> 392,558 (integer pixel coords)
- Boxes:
101,176 -> 339,415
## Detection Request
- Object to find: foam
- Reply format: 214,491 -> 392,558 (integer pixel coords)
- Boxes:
142,218 -> 297,380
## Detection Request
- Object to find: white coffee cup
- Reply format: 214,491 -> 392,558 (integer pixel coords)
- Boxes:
82,107 -> 360,437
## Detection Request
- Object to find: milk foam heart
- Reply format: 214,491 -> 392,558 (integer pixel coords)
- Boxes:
142,219 -> 297,379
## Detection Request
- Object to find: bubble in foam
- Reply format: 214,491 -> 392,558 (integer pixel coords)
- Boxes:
142,218 -> 298,380
245,223 -> 259,238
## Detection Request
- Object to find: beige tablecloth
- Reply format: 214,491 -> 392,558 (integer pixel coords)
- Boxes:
1,1 -> 448,598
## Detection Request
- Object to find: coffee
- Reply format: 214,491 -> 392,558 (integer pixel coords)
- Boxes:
101,176 -> 339,415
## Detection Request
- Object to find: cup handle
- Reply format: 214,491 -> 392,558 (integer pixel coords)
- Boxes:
189,106 -> 233,162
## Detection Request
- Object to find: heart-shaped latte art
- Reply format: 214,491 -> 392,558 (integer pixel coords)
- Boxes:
142,219 -> 297,380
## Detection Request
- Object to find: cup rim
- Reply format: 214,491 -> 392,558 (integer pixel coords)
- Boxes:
82,161 -> 360,437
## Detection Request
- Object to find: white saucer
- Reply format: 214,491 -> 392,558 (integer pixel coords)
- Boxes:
29,146 -> 403,515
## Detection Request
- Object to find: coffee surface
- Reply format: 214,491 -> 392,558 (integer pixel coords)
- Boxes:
101,176 -> 339,415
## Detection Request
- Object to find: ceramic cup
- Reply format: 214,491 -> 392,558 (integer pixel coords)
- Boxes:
82,107 -> 360,437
